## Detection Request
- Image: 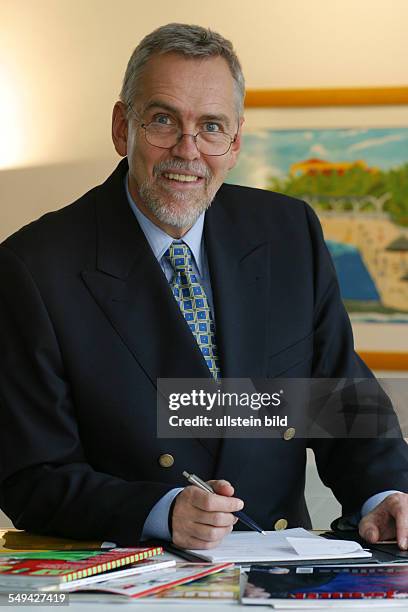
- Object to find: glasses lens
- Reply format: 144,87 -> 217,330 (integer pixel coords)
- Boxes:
145,124 -> 179,148
197,132 -> 231,155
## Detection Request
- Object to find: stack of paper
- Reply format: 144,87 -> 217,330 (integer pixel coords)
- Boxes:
187,528 -> 371,563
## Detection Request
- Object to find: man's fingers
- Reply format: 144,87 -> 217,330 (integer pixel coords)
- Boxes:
359,493 -> 408,550
359,520 -> 380,544
172,530 -> 225,550
176,516 -> 233,540
207,479 -> 231,487
359,508 -> 394,543
208,479 -> 235,497
194,509 -> 237,528
391,495 -> 408,549
189,487 -> 243,513
172,512 -> 234,549
192,522 -> 233,543
175,501 -> 237,528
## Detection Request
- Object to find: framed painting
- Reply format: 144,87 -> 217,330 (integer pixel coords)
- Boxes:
229,87 -> 408,370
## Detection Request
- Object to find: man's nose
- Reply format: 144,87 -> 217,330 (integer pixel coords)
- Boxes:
170,133 -> 201,160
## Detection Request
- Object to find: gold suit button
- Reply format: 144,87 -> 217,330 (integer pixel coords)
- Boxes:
274,518 -> 288,530
158,453 -> 174,468
283,427 -> 296,441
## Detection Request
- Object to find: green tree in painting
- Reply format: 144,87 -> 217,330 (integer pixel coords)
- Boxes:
268,163 -> 408,226
383,164 -> 408,226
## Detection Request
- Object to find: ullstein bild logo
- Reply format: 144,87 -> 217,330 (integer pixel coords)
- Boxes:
167,413 -> 288,428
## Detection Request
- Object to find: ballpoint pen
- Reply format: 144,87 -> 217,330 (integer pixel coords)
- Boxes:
183,470 -> 267,535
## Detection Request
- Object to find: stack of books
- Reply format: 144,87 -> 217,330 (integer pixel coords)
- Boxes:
0,545 -> 172,592
0,530 -> 235,602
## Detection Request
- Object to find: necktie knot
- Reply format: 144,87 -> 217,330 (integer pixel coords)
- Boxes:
165,242 -> 192,275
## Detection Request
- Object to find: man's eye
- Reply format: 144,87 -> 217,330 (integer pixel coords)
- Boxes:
152,115 -> 173,125
203,122 -> 222,132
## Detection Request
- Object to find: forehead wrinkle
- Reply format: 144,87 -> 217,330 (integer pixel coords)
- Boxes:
141,100 -> 179,116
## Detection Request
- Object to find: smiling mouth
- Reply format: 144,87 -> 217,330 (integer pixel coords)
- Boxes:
162,172 -> 201,183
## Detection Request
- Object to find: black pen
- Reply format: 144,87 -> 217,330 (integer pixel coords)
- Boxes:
182,471 -> 267,535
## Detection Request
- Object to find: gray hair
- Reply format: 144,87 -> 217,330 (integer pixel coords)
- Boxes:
120,23 -> 245,117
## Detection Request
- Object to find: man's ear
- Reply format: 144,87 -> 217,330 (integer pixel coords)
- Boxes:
227,116 -> 244,170
112,101 -> 129,157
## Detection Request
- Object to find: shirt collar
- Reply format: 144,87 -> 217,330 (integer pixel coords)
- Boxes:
125,172 -> 205,274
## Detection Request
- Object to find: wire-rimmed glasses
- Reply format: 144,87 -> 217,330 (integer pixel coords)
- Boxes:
128,105 -> 237,156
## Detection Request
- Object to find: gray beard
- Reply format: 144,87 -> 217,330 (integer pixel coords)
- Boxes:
138,178 -> 216,229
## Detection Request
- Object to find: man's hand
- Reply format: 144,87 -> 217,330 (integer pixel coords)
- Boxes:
359,492 -> 408,550
171,479 -> 244,549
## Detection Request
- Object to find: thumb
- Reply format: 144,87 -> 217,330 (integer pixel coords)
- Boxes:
208,479 -> 235,497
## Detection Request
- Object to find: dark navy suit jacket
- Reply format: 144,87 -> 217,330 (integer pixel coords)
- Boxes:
1,158 -> 407,544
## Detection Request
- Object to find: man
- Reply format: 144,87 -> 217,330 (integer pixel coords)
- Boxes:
1,23 -> 407,551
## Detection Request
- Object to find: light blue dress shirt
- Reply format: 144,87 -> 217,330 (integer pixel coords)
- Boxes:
124,175 -> 399,540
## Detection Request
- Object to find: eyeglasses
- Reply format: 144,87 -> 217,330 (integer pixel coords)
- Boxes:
128,105 -> 237,156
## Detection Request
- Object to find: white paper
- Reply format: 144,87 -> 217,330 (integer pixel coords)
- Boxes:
188,528 -> 371,563
286,536 -> 364,557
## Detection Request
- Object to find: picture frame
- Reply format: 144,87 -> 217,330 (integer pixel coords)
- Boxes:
240,87 -> 408,371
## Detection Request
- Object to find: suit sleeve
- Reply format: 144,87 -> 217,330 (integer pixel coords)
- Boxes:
0,244 -> 174,545
303,204 -> 408,516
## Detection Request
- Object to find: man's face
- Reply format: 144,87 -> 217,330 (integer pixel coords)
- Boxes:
112,53 -> 243,236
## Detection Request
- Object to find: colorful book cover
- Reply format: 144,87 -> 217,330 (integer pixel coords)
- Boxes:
67,562 -> 233,599
243,564 -> 408,603
147,566 -> 240,603
0,546 -> 162,588
47,558 -> 176,592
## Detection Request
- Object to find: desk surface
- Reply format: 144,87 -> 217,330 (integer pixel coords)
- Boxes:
0,530 -> 406,610
1,601 -> 405,611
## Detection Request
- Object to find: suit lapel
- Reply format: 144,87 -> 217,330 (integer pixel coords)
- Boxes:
205,191 -> 271,379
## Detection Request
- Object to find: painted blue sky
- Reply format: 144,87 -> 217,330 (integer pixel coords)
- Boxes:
227,127 -> 408,189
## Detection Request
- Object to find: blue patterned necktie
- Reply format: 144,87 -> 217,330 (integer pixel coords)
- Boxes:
164,242 -> 220,380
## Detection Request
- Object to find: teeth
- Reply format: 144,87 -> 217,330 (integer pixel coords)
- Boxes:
164,173 -> 199,182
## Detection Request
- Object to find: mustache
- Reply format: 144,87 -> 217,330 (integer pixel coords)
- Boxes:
153,159 -> 212,180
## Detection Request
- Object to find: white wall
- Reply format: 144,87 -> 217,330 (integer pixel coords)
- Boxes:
2,0 -> 408,240
2,0 -> 408,171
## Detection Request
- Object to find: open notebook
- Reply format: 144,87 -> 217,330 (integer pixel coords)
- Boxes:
187,527 -> 371,563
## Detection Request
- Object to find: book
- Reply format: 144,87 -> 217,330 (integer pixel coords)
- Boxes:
186,528 -> 371,563
145,566 -> 240,604
0,546 -> 162,591
242,564 -> 408,605
46,557 -> 176,591
66,562 -> 233,600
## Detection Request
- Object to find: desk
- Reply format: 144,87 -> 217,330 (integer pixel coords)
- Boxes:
0,531 -> 406,610
2,602 -> 405,611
